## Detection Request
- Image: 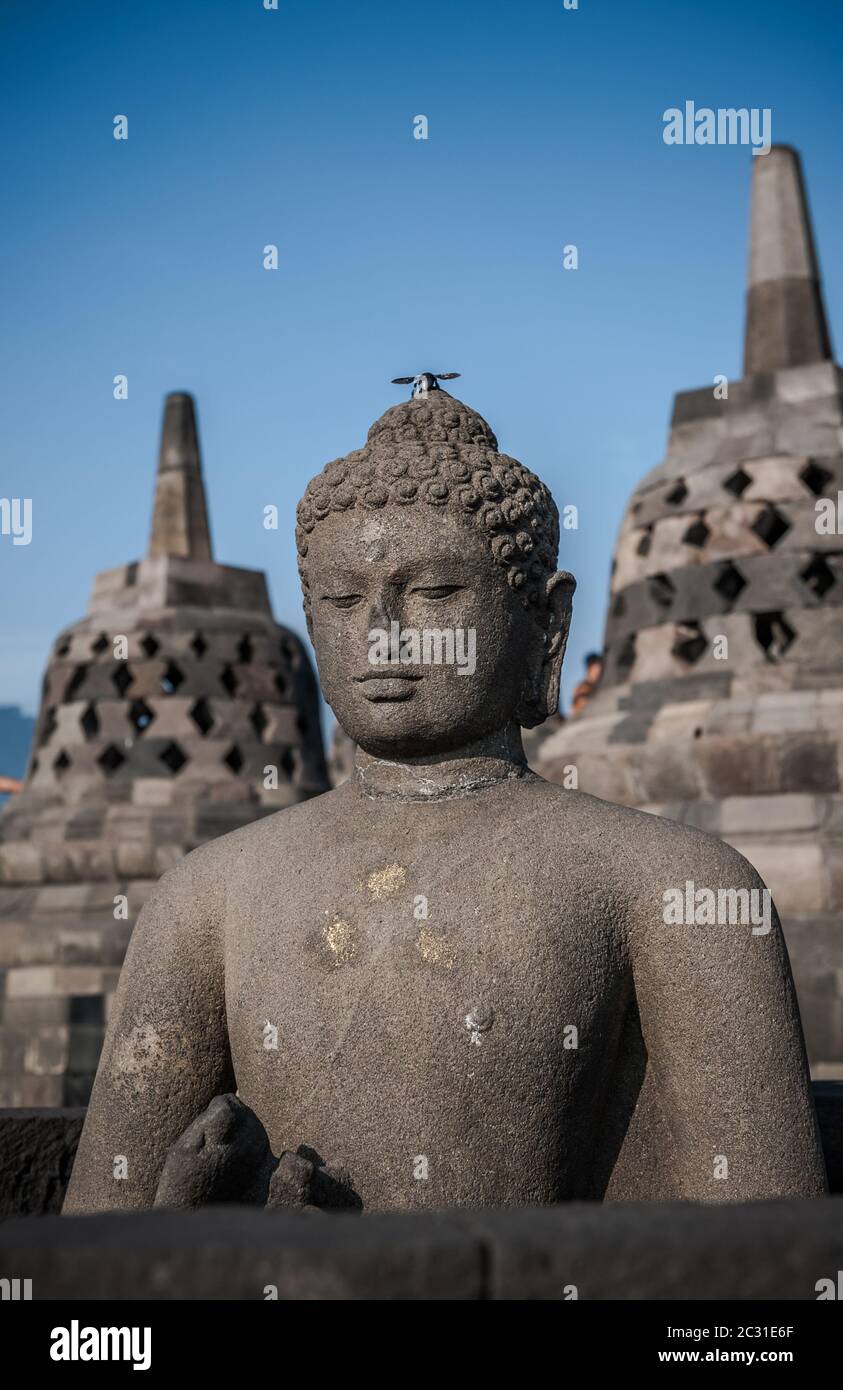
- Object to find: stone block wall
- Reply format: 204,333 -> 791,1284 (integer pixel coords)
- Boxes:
537,362 -> 843,1071
0,1201 -> 841,1299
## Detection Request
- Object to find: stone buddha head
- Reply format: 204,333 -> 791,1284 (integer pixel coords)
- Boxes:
296,390 -> 575,759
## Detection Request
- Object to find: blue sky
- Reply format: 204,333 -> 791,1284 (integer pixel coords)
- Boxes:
2,0 -> 842,722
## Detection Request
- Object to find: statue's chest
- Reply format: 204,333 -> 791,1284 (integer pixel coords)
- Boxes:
224,849 -> 622,1093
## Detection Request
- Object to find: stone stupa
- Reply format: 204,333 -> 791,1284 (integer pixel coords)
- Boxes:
0,393 -> 329,1106
536,147 -> 843,1072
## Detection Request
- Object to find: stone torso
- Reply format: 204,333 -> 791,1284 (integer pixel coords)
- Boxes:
222,776 -> 632,1210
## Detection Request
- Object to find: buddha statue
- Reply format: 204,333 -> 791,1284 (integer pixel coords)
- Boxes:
64,385 -> 827,1213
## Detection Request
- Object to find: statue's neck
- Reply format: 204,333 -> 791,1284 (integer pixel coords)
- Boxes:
351,724 -> 529,803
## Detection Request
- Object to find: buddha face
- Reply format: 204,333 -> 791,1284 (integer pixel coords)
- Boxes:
304,505 -> 573,758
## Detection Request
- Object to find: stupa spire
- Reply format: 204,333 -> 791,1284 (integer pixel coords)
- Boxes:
743,145 -> 832,376
148,391 -> 213,560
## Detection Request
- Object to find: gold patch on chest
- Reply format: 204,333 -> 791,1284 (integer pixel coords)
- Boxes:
416,926 -> 455,970
366,864 -> 407,900
323,918 -> 358,964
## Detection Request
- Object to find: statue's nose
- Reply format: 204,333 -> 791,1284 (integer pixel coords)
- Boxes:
367,589 -> 395,628
368,590 -> 399,632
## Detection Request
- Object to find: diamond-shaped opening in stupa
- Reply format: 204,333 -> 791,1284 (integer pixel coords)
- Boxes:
799,461 -> 834,498
111,665 -> 134,697
160,741 -> 188,774
80,703 -> 100,740
280,637 -> 300,669
161,661 -> 185,694
220,665 -> 239,697
672,621 -> 707,665
751,504 -> 791,549
98,744 -> 126,775
682,518 -> 710,549
648,572 -> 676,609
753,611 -> 796,661
129,699 -> 155,734
224,744 -> 244,774
39,706 -> 58,746
800,555 -> 836,599
722,468 -> 752,498
249,704 -> 268,740
616,633 -> 637,673
65,665 -> 90,701
189,698 -> 214,736
713,561 -> 748,605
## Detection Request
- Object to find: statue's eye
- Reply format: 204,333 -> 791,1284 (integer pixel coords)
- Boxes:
322,594 -> 363,609
412,584 -> 463,600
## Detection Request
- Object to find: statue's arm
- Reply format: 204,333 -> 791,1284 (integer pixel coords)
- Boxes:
630,836 -> 827,1199
63,849 -> 234,1213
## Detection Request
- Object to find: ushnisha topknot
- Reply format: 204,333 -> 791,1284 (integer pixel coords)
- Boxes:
296,390 -> 560,622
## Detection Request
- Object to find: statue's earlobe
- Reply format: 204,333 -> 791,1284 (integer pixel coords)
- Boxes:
516,571 -> 576,728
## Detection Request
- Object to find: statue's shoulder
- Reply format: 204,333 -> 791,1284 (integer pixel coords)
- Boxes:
167,786 -> 347,890
531,778 -> 763,890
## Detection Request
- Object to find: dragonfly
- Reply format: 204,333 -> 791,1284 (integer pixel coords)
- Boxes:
391,372 -> 461,399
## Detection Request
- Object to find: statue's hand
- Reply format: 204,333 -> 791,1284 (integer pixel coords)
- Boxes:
153,1094 -> 274,1208
267,1148 -> 360,1212
153,1094 -> 362,1212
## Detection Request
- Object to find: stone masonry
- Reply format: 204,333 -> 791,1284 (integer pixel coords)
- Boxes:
536,148 -> 843,1072
0,393 -> 329,1106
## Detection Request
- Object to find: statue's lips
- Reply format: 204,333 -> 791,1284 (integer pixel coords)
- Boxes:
354,671 -> 422,702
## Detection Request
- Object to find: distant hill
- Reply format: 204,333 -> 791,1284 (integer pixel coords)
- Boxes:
0,706 -> 35,807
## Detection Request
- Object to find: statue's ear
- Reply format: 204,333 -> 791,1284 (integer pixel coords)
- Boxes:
517,570 -> 576,729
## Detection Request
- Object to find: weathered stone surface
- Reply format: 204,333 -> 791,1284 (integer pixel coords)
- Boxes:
2,1201 -> 843,1299
777,362 -> 843,404
460,1200 -> 843,1300
0,1108 -> 84,1218
744,147 -> 832,375
692,731 -> 820,798
2,1208 -> 484,1300
718,793 -> 823,836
